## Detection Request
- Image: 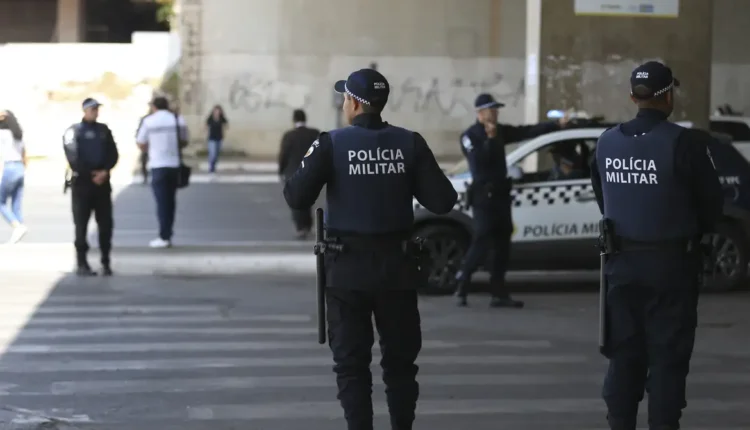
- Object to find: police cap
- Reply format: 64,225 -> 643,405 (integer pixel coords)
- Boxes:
474,93 -> 505,110
82,98 -> 102,110
630,61 -> 680,100
334,69 -> 390,107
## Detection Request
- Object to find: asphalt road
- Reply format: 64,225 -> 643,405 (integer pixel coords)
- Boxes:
0,177 -> 322,246
0,273 -> 748,429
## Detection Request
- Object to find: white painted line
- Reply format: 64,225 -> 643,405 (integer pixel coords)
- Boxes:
9,305 -> 221,315
2,339 -> 548,354
1,326 -> 319,339
0,354 -> 589,373
28,372 -> 750,396
14,314 -> 312,326
185,398 -> 750,420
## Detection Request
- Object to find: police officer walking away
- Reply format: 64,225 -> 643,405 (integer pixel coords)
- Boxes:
590,61 -> 723,430
63,98 -> 119,276
283,68 -> 457,430
454,93 -> 571,307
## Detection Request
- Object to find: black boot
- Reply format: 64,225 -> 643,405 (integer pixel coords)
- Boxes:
454,279 -> 469,307
101,262 -> 113,277
76,261 -> 97,276
489,295 -> 524,308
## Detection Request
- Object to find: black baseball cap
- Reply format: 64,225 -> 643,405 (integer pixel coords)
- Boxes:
630,61 -> 680,100
334,69 -> 390,107
474,93 -> 505,110
82,98 -> 102,110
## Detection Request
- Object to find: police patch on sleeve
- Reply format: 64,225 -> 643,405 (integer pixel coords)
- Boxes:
461,135 -> 473,150
304,140 -> 318,158
706,147 -> 716,170
63,128 -> 76,145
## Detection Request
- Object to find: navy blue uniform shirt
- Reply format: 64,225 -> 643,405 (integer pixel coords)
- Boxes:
63,120 -> 119,182
461,120 -> 560,189
590,108 -> 723,234
283,113 -> 457,235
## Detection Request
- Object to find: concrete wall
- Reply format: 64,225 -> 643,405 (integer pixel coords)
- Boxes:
711,0 -> 750,115
537,0 -> 713,127
178,0 -> 528,159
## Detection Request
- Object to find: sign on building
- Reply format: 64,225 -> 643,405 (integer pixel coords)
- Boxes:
574,0 -> 679,18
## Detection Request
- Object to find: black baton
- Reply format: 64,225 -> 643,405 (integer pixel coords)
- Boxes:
314,208 -> 326,345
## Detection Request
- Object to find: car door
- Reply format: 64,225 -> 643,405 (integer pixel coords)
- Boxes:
508,138 -> 602,271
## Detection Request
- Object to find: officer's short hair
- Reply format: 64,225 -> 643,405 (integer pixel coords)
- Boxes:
361,102 -> 385,114
152,97 -> 170,111
292,109 -> 306,123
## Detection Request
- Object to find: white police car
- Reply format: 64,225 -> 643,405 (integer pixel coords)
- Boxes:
412,119 -> 750,294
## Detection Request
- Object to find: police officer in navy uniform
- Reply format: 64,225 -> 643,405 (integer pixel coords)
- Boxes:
454,93 -> 571,307
590,61 -> 723,430
63,98 -> 119,276
283,68 -> 457,430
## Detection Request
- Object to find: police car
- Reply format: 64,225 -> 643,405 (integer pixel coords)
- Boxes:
412,118 -> 750,294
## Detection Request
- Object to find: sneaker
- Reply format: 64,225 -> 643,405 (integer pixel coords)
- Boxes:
8,225 -> 28,244
149,238 -> 172,248
101,264 -> 113,276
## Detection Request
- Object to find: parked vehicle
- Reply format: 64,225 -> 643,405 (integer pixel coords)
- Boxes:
413,119 -> 750,294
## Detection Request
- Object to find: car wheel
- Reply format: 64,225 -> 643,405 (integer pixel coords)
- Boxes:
412,223 -> 469,295
703,221 -> 749,292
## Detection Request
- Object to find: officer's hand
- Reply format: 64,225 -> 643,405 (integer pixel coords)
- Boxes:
558,108 -> 574,128
484,121 -> 498,138
92,170 -> 108,185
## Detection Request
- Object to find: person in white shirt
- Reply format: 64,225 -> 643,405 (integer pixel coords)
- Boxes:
0,110 -> 27,243
135,97 -> 188,248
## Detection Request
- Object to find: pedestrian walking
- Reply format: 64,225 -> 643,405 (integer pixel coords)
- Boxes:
0,109 -> 27,243
283,68 -> 457,430
591,61 -> 723,430
136,96 -> 189,248
206,105 -> 227,174
278,109 -> 320,239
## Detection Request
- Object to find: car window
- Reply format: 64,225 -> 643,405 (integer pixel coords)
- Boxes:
512,139 -> 594,183
710,121 -> 750,141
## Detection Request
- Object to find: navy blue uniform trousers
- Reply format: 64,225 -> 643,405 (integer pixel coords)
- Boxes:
603,249 -> 701,430
458,197 -> 513,296
324,242 -> 423,430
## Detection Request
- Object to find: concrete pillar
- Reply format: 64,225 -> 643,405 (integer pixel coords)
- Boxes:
57,0 -> 83,42
532,0 -> 713,128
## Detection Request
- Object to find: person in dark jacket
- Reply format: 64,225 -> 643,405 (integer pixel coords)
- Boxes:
63,98 -> 119,276
205,105 -> 228,174
278,109 -> 320,239
590,61 -> 723,430
454,94 -> 571,308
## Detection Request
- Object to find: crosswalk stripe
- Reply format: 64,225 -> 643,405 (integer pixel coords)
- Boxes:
22,372 -> 750,396
1,327 -> 320,339
186,398 -> 750,420
10,314 -> 313,325
10,305 -> 222,315
2,339 -> 551,354
0,354 -> 590,373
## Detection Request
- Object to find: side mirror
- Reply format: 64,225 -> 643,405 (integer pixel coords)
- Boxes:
508,165 -> 523,180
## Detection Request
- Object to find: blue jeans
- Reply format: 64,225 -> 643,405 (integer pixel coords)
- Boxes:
150,167 -> 179,240
0,161 -> 25,225
208,139 -> 222,173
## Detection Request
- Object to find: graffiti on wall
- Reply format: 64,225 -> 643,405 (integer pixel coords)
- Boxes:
387,73 -> 524,117
226,74 -> 311,113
